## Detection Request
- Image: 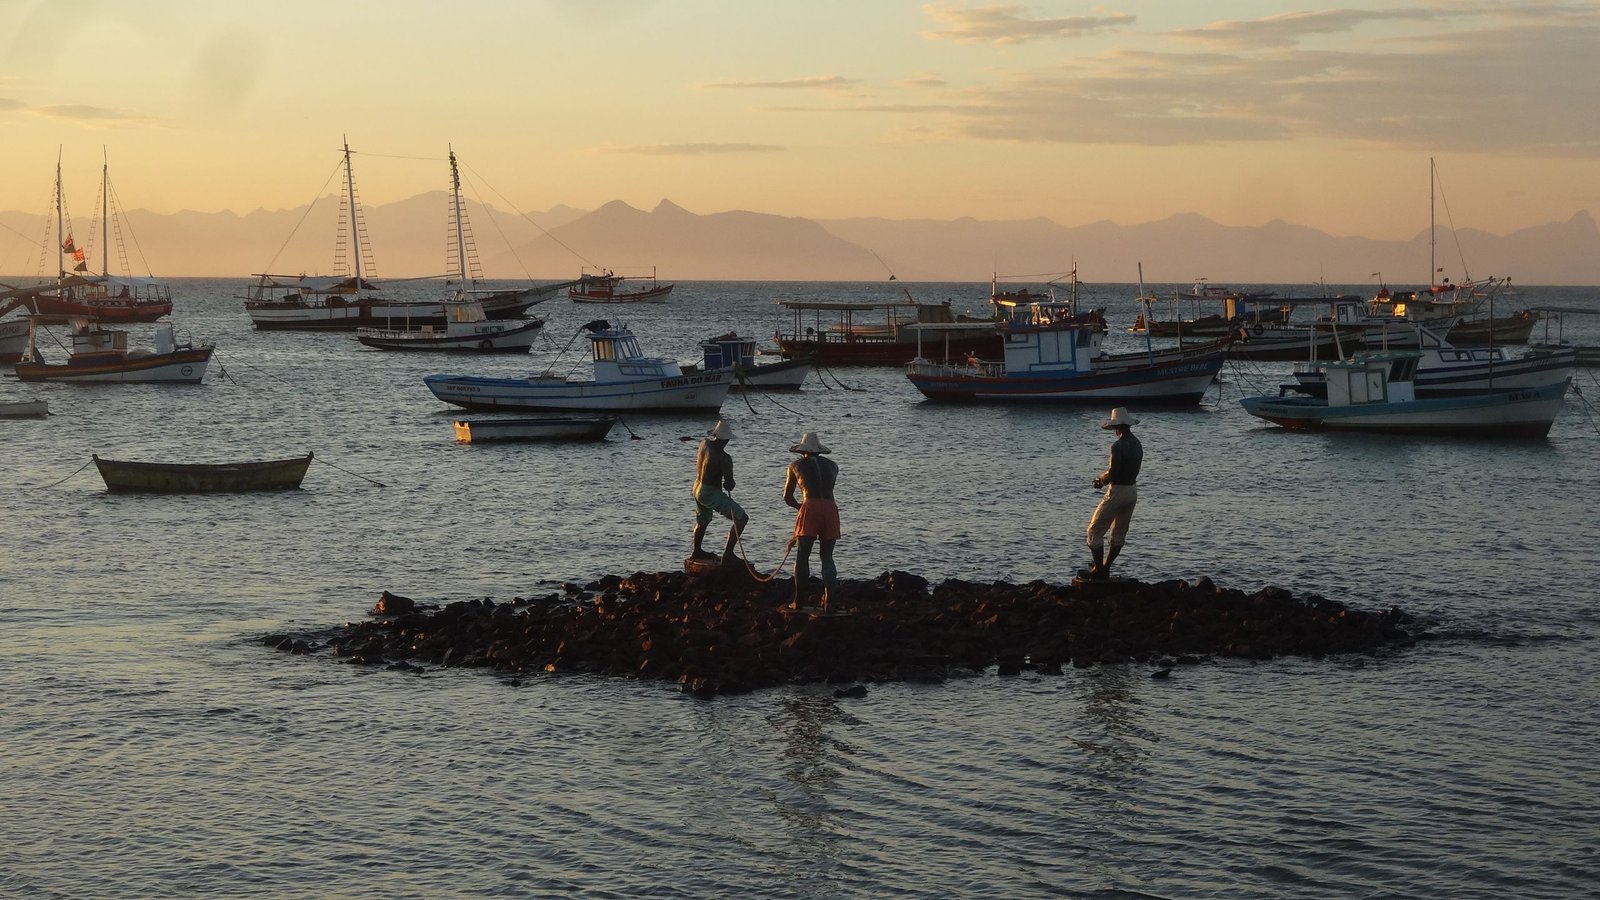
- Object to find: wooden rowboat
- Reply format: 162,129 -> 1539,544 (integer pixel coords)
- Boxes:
92,453 -> 313,492
0,400 -> 48,418
452,416 -> 616,443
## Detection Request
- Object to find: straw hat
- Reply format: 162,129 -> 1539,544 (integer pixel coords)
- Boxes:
1101,408 -> 1139,429
706,419 -> 735,441
789,432 -> 830,454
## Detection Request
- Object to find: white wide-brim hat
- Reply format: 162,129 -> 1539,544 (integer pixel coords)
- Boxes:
706,419 -> 734,440
789,432 -> 830,454
1101,407 -> 1139,429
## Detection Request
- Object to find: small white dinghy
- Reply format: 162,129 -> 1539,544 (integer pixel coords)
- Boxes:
452,415 -> 617,443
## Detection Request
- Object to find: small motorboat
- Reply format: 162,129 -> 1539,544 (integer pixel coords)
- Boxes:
92,453 -> 313,492
14,318 -> 214,384
452,415 -> 617,443
688,332 -> 813,390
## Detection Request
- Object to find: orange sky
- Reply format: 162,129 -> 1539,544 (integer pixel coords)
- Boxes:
2,1 -> 1598,250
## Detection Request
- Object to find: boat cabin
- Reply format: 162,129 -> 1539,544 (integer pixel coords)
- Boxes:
1320,351 -> 1420,406
585,321 -> 682,380
700,333 -> 760,372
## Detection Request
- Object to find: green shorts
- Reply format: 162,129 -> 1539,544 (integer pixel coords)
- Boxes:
694,487 -> 745,527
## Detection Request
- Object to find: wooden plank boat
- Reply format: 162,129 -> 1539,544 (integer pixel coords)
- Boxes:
0,400 -> 48,418
13,319 -> 214,384
92,453 -> 313,492
452,415 -> 617,443
568,269 -> 673,304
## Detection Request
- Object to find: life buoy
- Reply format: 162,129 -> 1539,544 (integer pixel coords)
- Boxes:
1252,324 -> 1265,337
478,339 -> 493,351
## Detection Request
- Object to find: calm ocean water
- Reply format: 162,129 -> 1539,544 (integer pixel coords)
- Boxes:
2,278 -> 1597,898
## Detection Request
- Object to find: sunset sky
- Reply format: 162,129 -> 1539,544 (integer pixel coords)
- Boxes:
3,0 -> 1598,244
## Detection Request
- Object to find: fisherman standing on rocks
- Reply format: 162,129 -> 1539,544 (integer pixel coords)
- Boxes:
691,419 -> 749,566
1085,408 -> 1142,580
783,432 -> 840,610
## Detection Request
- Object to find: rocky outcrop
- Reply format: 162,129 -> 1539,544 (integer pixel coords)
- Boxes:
264,570 -> 1420,697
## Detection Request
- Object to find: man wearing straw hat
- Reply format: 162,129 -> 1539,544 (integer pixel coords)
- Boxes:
783,432 -> 840,609
1085,408 -> 1143,580
691,419 -> 748,565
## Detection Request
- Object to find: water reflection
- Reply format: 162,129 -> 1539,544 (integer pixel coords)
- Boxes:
765,693 -> 858,863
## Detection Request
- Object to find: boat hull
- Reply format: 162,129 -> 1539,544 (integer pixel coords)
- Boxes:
452,415 -> 617,443
1289,347 -> 1578,399
732,356 -> 814,390
424,371 -> 733,412
356,319 -> 543,352
0,400 -> 48,418
21,296 -> 171,323
0,319 -> 29,365
93,453 -> 312,492
13,346 -> 215,384
569,284 -> 674,304
907,352 -> 1224,404
1241,380 -> 1570,438
779,333 -> 1002,366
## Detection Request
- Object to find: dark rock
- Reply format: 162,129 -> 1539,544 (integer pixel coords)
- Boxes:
372,591 -> 415,616
833,684 -> 869,699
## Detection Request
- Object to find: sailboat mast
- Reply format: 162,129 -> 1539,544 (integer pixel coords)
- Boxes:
1429,157 -> 1436,286
449,146 -> 467,286
343,137 -> 362,286
101,148 -> 109,276
55,151 -> 64,284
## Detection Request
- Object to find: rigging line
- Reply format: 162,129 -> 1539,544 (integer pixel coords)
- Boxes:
754,384 -> 807,417
107,181 -> 155,277
312,455 -> 388,488
459,171 -> 537,283
261,157 -> 347,274
458,159 -> 598,270
817,362 -> 864,392
220,355 -> 299,388
355,151 -> 447,162
41,459 -> 93,489
1432,164 -> 1472,283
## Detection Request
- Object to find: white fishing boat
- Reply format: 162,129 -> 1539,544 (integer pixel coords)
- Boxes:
357,301 -> 543,352
0,314 -> 31,365
1241,350 -> 1569,438
14,318 -> 214,384
1285,323 -> 1578,399
905,273 -> 1226,405
452,415 -> 617,443
685,332 -> 813,390
424,320 -> 734,412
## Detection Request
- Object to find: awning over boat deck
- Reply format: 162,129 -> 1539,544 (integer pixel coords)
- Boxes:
776,299 -> 916,311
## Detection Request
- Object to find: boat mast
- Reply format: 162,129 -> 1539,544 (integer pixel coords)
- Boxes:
343,136 -> 362,288
1429,157 -> 1436,287
449,146 -> 468,289
55,149 -> 64,285
101,147 -> 109,276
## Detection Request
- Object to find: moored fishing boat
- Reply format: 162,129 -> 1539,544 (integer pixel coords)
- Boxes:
568,268 -> 674,304
1241,350 -> 1569,438
14,319 -> 214,384
685,332 -> 813,390
92,453 -> 313,492
1285,323 -> 1578,399
452,415 -> 617,443
356,301 -> 544,352
774,297 -> 1004,366
905,292 -> 1226,405
423,320 -> 733,412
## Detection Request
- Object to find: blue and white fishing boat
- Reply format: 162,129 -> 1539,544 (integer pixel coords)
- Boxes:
688,332 -> 813,390
424,320 -> 733,412
904,294 -> 1226,405
1241,349 -> 1569,438
1285,323 -> 1578,399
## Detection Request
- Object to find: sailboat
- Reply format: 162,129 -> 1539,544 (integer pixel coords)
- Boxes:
246,141 -> 559,331
0,151 -> 173,323
355,148 -> 546,352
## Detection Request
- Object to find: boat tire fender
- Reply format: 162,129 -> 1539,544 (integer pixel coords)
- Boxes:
479,339 -> 493,351
1252,324 -> 1265,337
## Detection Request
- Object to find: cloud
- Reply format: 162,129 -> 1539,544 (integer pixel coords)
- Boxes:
922,3 -> 1135,45
0,97 -> 26,111
1169,8 -> 1445,48
897,73 -> 949,88
29,103 -> 152,124
607,143 -> 787,156
700,75 -> 858,90
907,9 -> 1600,155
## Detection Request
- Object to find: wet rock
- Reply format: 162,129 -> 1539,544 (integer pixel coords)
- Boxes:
278,570 -> 1417,696
833,684 -> 869,699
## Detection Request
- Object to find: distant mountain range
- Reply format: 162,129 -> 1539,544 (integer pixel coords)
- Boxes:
2,195 -> 1595,285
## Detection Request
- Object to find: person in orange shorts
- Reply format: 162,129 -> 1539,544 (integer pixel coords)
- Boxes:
783,432 -> 840,609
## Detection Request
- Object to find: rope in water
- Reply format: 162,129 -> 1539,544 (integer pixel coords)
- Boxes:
312,455 -> 388,487
41,459 -> 93,488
